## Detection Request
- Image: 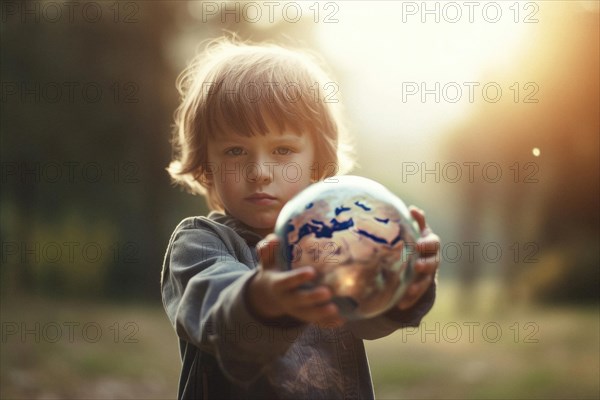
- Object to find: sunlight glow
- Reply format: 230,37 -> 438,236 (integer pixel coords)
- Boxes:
316,1 -> 533,143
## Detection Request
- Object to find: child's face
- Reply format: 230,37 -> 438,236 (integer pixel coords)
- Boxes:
207,128 -> 315,236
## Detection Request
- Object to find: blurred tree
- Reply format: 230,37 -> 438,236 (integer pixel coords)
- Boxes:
1,2 -> 182,299
1,0 -> 320,301
443,6 -> 599,306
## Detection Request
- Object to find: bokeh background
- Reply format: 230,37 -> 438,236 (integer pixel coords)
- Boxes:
1,1 -> 598,398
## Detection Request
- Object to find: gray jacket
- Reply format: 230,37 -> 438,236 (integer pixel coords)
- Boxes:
161,212 -> 436,399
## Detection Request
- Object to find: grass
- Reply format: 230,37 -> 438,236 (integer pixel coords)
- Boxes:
1,294 -> 181,399
366,280 -> 600,399
1,280 -> 598,399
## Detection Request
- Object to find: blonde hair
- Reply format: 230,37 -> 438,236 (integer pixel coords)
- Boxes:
167,37 -> 355,210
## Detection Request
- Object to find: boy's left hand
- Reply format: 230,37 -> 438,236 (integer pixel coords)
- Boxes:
397,206 -> 440,310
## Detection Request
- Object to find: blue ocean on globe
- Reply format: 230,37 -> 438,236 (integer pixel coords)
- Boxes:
275,175 -> 420,320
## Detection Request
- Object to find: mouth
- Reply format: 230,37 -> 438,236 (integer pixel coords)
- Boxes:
245,193 -> 277,205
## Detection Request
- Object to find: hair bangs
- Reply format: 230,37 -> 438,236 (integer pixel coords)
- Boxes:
201,51 -> 332,140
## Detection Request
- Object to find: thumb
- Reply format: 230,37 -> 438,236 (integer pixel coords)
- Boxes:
409,205 -> 431,236
256,234 -> 282,271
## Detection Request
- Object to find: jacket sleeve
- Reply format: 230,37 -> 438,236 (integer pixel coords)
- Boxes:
161,219 -> 302,385
345,279 -> 436,340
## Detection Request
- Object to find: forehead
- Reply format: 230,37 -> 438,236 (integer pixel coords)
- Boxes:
211,130 -> 309,145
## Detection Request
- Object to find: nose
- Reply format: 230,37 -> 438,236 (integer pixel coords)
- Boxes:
246,154 -> 275,184
258,161 -> 274,184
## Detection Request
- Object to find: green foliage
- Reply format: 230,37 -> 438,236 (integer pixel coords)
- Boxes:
1,2 -> 321,301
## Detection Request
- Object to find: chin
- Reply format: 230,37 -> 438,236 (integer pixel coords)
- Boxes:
248,215 -> 276,231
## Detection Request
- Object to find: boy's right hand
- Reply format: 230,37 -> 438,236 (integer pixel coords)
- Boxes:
247,234 -> 344,327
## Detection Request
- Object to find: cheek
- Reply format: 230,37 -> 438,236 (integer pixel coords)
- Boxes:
219,182 -> 240,199
283,159 -> 314,194
300,152 -> 317,184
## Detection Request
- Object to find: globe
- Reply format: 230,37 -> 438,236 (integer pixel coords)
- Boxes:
274,175 -> 421,320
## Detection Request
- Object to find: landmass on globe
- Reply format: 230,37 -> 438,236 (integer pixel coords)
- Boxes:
282,192 -> 417,319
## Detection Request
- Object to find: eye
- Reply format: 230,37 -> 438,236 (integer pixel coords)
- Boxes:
274,147 -> 294,156
224,147 -> 245,156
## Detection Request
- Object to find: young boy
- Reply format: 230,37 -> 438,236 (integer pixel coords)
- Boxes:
161,38 -> 440,399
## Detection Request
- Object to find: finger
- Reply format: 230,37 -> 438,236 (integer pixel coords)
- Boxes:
413,256 -> 439,276
287,285 -> 333,307
317,315 -> 346,329
274,266 -> 316,291
398,275 -> 433,309
291,302 -> 340,324
257,234 -> 281,271
416,234 -> 441,256
404,275 -> 432,300
409,206 -> 426,231
398,297 -> 417,310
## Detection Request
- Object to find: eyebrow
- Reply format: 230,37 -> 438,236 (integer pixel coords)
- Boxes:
271,134 -> 305,142
211,135 -> 245,145
214,132 -> 306,145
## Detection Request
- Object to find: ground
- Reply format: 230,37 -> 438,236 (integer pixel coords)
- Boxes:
1,280 -> 598,399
